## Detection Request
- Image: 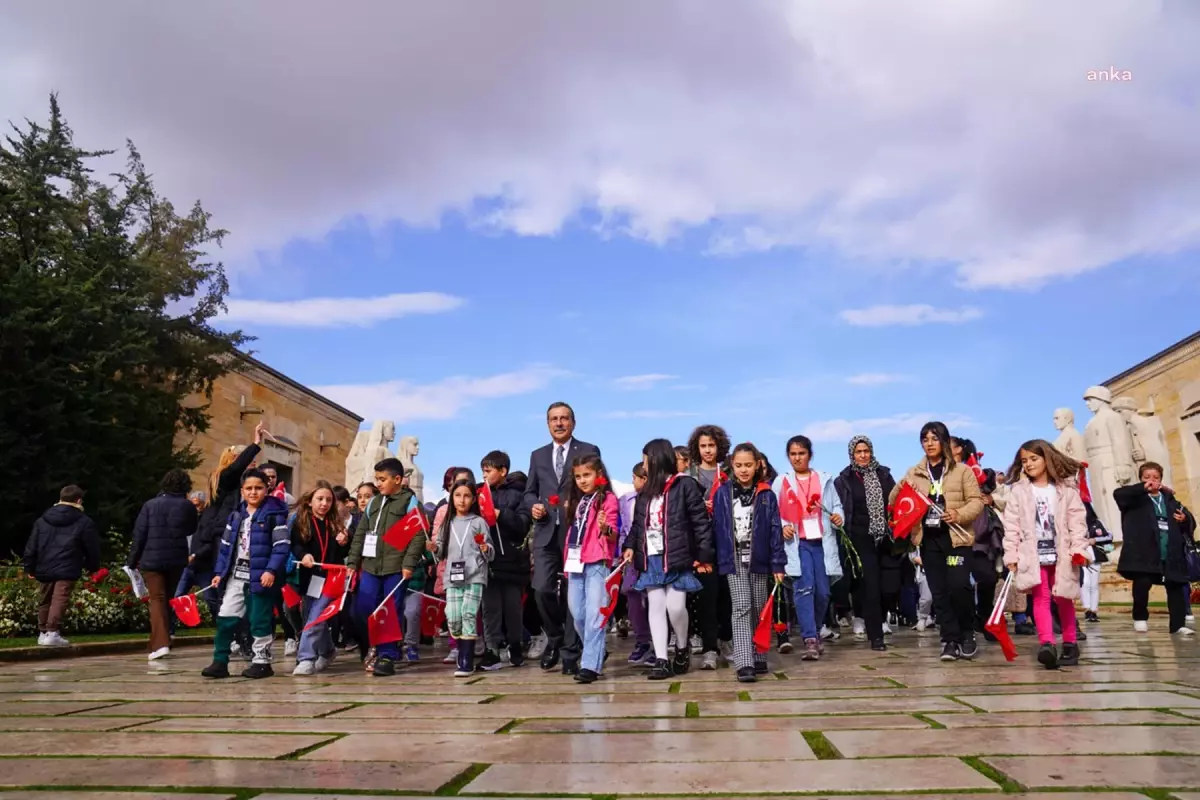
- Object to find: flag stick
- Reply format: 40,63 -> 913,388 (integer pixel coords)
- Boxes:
371,577 -> 410,617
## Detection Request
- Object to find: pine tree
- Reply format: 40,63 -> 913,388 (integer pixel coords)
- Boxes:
0,95 -> 248,555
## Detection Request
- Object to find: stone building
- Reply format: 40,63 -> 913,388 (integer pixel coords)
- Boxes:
1103,329 -> 1200,510
177,354 -> 362,498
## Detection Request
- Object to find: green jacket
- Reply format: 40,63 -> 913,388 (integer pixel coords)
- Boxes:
348,490 -> 426,577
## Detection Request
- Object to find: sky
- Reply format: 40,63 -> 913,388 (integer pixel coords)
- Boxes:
3,1 -> 1199,492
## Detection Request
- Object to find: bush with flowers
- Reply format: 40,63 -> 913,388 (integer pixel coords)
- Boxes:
0,563 -> 213,638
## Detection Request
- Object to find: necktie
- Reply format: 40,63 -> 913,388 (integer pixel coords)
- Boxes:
554,444 -> 565,482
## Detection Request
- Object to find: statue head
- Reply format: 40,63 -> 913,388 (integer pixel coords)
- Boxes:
1053,408 -> 1074,431
380,421 -> 395,442
399,435 -> 419,460
1113,396 -> 1138,421
1083,385 -> 1112,413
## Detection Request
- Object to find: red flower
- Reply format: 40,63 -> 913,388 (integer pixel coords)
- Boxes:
87,586 -> 96,593
140,596 -> 150,604
123,599 -> 133,609
473,533 -> 485,545
110,587 -> 120,594
595,477 -> 609,487
806,494 -> 821,512
90,568 -> 109,583
548,495 -> 560,506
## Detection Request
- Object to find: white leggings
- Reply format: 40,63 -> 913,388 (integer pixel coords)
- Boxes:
648,586 -> 690,660
1081,565 -> 1101,613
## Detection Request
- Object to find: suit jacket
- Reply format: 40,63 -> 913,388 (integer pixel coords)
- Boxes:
523,438 -> 601,550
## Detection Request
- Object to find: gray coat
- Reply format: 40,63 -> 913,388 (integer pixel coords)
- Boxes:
437,514 -> 494,585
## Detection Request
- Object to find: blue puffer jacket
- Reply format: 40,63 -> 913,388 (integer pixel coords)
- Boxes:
713,482 -> 786,576
214,496 -> 290,593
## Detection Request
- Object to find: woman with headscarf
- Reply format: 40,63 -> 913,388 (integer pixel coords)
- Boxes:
832,435 -> 897,651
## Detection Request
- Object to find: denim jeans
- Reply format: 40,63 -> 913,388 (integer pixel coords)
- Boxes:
297,593 -> 335,663
793,538 -> 830,640
567,562 -> 608,673
402,589 -> 423,648
354,572 -> 405,661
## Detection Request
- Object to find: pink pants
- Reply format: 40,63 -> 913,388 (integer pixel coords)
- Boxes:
1031,564 -> 1076,645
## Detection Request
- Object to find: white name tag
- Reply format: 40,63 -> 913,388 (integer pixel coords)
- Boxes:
1159,519 -> 1170,531
449,561 -> 466,584
306,575 -> 325,598
740,549 -> 751,566
564,547 -> 584,574
363,534 -> 378,558
233,559 -> 250,581
803,517 -> 822,540
925,506 -> 943,527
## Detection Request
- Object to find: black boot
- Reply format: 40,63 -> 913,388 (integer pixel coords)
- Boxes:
1037,643 -> 1059,670
201,661 -> 229,679
455,645 -> 475,677
1059,641 -> 1080,667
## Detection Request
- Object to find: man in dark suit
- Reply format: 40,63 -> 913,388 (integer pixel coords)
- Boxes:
524,401 -> 600,674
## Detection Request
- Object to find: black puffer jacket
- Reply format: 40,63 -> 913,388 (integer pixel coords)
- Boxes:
489,475 -> 532,584
191,443 -> 260,569
627,475 -> 715,573
1117,484 -> 1196,585
23,504 -> 101,582
128,492 -> 197,572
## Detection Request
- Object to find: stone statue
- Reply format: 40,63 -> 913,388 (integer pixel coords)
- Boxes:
344,421 -> 396,489
1052,408 -> 1088,462
398,435 -> 424,503
1083,385 -> 1136,541
345,430 -> 370,488
1113,396 -> 1148,465
1134,398 -> 1173,487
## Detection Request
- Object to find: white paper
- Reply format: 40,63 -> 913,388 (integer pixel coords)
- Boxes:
363,534 -> 378,558
564,547 -> 584,574
802,517 -> 822,540
306,575 -> 325,598
123,566 -> 147,599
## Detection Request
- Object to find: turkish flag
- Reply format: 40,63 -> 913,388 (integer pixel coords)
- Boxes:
888,483 -> 930,540
1078,463 -> 1092,504
281,583 -> 303,609
966,454 -> 987,486
368,599 -> 403,646
420,594 -> 446,638
382,507 -> 429,552
986,572 -> 1019,662
598,564 -> 625,627
752,586 -> 777,653
478,482 -> 498,526
321,567 -> 347,600
780,480 -> 805,525
169,593 -> 202,627
302,591 -> 345,632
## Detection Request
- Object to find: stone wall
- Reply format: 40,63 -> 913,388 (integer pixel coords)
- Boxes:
177,356 -> 362,499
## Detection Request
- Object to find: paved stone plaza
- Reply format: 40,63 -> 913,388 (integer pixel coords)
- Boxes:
2,620 -> 1200,798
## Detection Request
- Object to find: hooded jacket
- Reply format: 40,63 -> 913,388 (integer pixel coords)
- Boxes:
712,481 -> 786,576
627,475 -> 715,573
214,495 -> 290,593
488,474 -> 532,584
128,492 -> 196,573
1002,478 -> 1090,596
24,504 -> 101,582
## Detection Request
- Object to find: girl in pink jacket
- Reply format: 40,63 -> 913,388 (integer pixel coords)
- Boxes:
1002,440 -> 1091,670
562,453 -> 620,684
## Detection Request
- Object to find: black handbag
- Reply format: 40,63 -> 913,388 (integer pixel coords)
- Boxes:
1186,544 -> 1200,583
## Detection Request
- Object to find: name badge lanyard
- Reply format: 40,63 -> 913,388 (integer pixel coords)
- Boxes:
795,473 -> 822,539
306,518 -> 331,598
1152,494 -> 1169,531
449,519 -> 471,583
569,495 -> 595,550
363,496 -> 388,558
925,461 -> 946,525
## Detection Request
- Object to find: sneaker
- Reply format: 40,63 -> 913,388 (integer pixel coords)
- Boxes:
372,657 -> 396,677
36,632 -> 48,646
820,625 -> 838,641
442,647 -> 458,665
1059,642 -> 1080,667
700,650 -> 719,671
284,638 -> 298,657
777,636 -> 794,655
241,663 -> 274,679
1134,620 -> 1149,633
292,660 -> 317,676
1014,621 -> 1036,636
201,661 -> 229,679
1176,627 -> 1196,637
508,644 -> 525,667
477,650 -> 503,672
148,646 -> 170,661
719,639 -> 734,662
689,634 -> 703,654
648,659 -> 671,680
44,632 -> 70,647
672,647 -> 692,675
801,638 -> 820,661
959,636 -> 978,660
870,639 -> 887,652
404,646 -> 420,664
574,668 -> 599,684
882,621 -> 893,636
617,619 -> 631,639
1084,611 -> 1099,623
852,618 -> 866,641
837,616 -> 851,628
940,642 -> 958,662
1076,629 -> 1088,642
754,661 -> 769,675
561,658 -> 579,677
455,648 -> 475,677
628,643 -> 652,664
736,666 -> 757,683
1037,643 -> 1059,670
914,618 -> 927,632
314,654 -> 332,673
527,633 -> 548,660
1188,615 -> 1196,625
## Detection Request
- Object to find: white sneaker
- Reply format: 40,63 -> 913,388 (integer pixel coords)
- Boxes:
819,625 -> 837,641
230,641 -> 242,656
284,639 -> 298,657
36,633 -> 48,646
719,640 -> 734,663
852,618 -> 866,641
314,655 -> 331,673
690,635 -> 703,654
882,622 -> 893,636
44,632 -> 70,647
148,646 -> 170,661
1188,615 -> 1196,625
1177,627 -> 1196,637
442,648 -> 458,665
292,660 -> 316,676
1134,620 -> 1149,633
527,633 -> 548,660
914,618 -> 927,632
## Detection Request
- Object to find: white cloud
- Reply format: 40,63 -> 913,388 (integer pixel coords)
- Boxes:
803,413 -> 975,442
312,364 -> 565,422
223,292 -> 463,328
600,410 -> 700,420
845,372 -> 910,386
2,3 -> 1197,288
612,374 -> 678,390
839,305 -> 983,327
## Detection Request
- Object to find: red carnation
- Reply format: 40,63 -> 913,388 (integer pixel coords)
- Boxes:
548,495 -> 560,506
807,494 -> 821,512
595,477 -> 609,487
91,568 -> 109,583
473,533 -> 485,545
773,622 -> 788,634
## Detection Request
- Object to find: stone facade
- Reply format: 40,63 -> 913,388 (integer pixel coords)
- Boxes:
177,355 -> 362,498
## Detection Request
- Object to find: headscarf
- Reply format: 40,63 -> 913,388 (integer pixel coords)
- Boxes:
848,435 -> 887,541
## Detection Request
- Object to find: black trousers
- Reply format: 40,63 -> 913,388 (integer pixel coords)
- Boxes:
848,530 -> 904,643
971,551 -> 999,630
1131,575 -> 1189,632
688,571 -> 732,651
920,528 -> 975,645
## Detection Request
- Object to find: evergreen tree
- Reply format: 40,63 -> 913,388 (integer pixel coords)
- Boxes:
0,96 -> 248,555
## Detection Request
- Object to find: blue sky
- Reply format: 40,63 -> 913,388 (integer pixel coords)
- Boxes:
3,1 -> 1199,493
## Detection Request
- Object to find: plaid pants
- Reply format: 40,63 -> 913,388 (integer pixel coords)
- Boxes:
727,551 -> 772,671
446,582 -> 485,640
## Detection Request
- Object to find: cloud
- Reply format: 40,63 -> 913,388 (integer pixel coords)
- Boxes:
612,374 -> 678,390
845,372 -> 910,386
312,364 -> 565,422
803,413 -> 975,442
2,3 -> 1197,287
223,292 -> 463,327
600,410 -> 700,420
839,305 -> 983,327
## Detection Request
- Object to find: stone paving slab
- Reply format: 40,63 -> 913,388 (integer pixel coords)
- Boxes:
0,715 -> 154,731
464,757 -> 999,794
305,730 -> 815,762
76,700 -> 353,717
332,699 -> 690,719
125,716 -> 507,733
636,795 -> 1146,800
826,725 -> 1200,757
985,754 -> 1200,789
0,758 -> 470,792
0,794 -> 236,800
513,713 -> 930,733
927,709 -> 1197,727
954,690 -> 1200,712
697,696 -> 968,715
0,731 -> 332,758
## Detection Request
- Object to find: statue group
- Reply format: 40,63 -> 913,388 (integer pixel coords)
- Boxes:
1053,387 -> 1171,541
344,421 -> 424,503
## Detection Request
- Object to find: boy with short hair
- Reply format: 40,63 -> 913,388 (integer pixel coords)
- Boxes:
479,450 -> 532,669
348,457 -> 425,676
24,485 -> 101,647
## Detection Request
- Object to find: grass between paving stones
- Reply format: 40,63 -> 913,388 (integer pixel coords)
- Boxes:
685,701 -> 699,718
435,762 -> 490,795
801,730 -> 842,760
313,701 -> 361,718
960,756 -> 1024,792
774,671 -> 788,680
737,690 -> 752,701
493,718 -> 521,733
478,694 -> 504,704
668,681 -> 681,693
945,695 -> 988,713
881,676 -> 907,688
280,732 -> 345,759
910,712 -> 946,729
